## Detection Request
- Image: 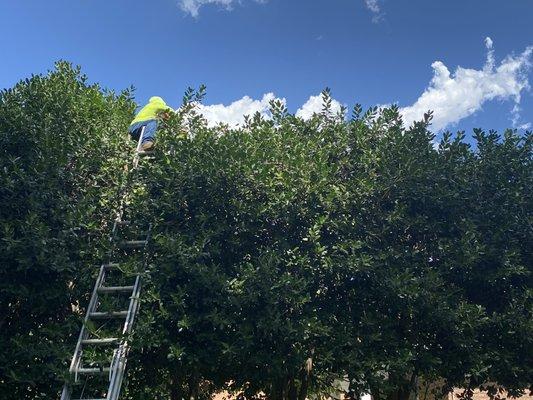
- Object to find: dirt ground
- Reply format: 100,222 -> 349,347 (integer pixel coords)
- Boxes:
448,388 -> 533,400
212,388 -> 533,400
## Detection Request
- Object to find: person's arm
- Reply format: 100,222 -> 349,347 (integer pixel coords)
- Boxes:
160,106 -> 175,120
157,105 -> 174,120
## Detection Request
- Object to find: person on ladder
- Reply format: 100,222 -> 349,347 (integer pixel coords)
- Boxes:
128,96 -> 174,151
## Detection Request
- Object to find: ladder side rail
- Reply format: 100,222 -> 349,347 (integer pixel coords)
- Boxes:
110,170 -> 136,234
110,218 -> 122,244
60,383 -> 72,400
105,173 -> 135,264
104,137 -> 149,399
108,225 -> 150,399
105,278 -> 141,398
108,124 -> 146,259
106,269 -> 143,399
123,274 -> 142,335
68,264 -> 107,374
110,180 -> 133,231
107,345 -> 129,400
108,178 -> 133,258
105,125 -> 145,261
132,126 -> 146,169
122,223 -> 150,335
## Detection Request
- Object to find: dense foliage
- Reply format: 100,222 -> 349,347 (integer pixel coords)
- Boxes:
0,62 -> 135,399
0,65 -> 531,400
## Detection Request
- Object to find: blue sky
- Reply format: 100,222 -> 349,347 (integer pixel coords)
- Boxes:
1,0 -> 532,135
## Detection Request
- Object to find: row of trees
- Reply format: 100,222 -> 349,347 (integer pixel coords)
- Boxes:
0,63 -> 531,400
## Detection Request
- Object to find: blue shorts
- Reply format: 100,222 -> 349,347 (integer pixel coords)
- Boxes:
128,119 -> 158,144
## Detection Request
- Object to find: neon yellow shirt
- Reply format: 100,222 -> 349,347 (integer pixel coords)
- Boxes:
130,96 -> 173,125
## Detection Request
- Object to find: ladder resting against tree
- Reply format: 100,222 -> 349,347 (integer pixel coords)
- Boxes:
61,128 -> 154,400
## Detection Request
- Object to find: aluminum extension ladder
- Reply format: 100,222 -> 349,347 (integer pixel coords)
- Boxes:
61,128 -> 153,400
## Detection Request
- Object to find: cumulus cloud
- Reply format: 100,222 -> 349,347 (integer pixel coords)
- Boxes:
194,92 -> 345,127
295,94 -> 344,120
364,0 -> 383,23
189,38 -> 532,130
196,93 -> 285,127
400,38 -> 533,131
178,0 -> 263,17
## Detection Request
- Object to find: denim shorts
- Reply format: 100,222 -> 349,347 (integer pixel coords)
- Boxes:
128,119 -> 158,144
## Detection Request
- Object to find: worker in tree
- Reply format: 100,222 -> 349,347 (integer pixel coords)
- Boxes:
128,96 -> 174,151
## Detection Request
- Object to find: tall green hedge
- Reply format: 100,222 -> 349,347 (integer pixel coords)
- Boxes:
0,67 -> 531,400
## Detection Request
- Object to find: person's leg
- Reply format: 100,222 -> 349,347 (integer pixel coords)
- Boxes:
140,120 -> 158,150
128,121 -> 146,142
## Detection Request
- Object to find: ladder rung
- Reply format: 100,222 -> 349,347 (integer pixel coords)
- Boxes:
81,338 -> 119,346
97,285 -> 134,294
102,262 -> 120,269
75,367 -> 110,375
115,220 -> 131,225
89,311 -> 128,319
120,240 -> 147,248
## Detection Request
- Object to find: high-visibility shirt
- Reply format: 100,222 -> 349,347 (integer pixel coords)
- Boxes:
130,96 -> 173,125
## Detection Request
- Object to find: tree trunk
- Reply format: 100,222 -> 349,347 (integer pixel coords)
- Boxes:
187,374 -> 200,400
298,349 -> 314,400
281,376 -> 291,400
411,374 -> 419,400
385,385 -> 411,400
288,377 -> 298,400
270,380 -> 283,400
170,376 -> 182,400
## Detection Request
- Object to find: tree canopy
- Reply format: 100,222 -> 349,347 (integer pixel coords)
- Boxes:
0,64 -> 531,400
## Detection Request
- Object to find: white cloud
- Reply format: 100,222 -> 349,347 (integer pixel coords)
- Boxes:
400,38 -> 533,131
485,36 -> 494,50
192,92 -> 345,127
364,0 -> 380,13
196,93 -> 285,127
179,0 -> 233,17
295,94 -> 343,120
364,0 -> 383,23
178,0 -> 263,17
